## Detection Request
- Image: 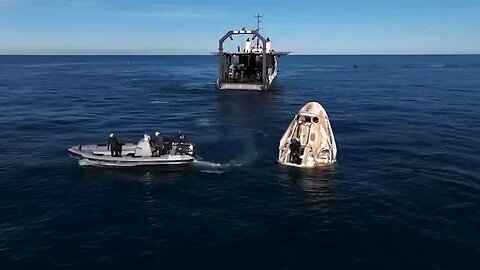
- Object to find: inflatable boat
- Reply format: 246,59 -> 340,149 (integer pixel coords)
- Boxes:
278,102 -> 337,168
68,137 -> 194,167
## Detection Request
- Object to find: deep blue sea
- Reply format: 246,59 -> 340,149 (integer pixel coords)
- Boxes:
0,55 -> 479,269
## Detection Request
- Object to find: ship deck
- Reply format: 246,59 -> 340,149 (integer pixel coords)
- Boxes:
212,51 -> 291,56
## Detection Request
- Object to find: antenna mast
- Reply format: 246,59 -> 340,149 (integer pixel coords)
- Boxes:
254,13 -> 262,31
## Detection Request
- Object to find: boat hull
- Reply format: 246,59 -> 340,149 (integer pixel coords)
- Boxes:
218,82 -> 264,91
68,144 -> 194,167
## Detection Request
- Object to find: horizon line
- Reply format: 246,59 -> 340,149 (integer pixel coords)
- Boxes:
1,53 -> 479,56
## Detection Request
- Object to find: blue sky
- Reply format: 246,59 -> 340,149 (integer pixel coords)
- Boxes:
0,0 -> 479,54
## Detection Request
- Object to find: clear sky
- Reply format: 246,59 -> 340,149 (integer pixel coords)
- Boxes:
0,0 -> 479,55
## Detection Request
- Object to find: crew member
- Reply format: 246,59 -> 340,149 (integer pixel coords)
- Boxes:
107,133 -> 121,157
289,138 -> 301,164
152,131 -> 164,155
175,131 -> 189,155
178,131 -> 186,143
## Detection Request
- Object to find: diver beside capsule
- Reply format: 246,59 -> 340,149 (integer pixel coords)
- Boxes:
278,102 -> 337,168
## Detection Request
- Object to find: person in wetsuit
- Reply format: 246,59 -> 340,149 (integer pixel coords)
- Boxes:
289,138 -> 301,164
152,131 -> 164,156
107,133 -> 121,157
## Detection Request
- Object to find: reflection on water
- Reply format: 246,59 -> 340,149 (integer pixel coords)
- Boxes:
280,165 -> 337,205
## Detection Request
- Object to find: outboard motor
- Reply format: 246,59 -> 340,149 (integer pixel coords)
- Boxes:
173,142 -> 194,156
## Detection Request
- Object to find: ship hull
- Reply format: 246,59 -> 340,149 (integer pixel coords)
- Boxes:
216,71 -> 277,91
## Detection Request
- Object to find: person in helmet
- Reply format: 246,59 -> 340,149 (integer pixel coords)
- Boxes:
107,133 -> 121,157
151,131 -> 164,156
175,131 -> 190,155
177,131 -> 186,143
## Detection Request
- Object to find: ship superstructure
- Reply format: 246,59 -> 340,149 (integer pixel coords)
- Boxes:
216,15 -> 290,91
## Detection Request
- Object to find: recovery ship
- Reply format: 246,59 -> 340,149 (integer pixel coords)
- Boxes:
216,14 -> 290,91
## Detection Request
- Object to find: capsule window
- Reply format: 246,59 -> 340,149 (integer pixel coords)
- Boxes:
313,117 -> 319,123
305,116 -> 311,122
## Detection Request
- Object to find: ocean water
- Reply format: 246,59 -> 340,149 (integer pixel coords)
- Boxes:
0,55 -> 479,269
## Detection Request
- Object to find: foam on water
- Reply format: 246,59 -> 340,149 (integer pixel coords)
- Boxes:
191,157 -> 246,174
78,159 -> 98,167
191,159 -> 231,174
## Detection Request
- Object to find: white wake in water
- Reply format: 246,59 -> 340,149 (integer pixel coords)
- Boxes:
191,158 -> 245,174
78,159 -> 99,167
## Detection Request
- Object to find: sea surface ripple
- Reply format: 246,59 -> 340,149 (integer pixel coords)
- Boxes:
0,55 -> 479,269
